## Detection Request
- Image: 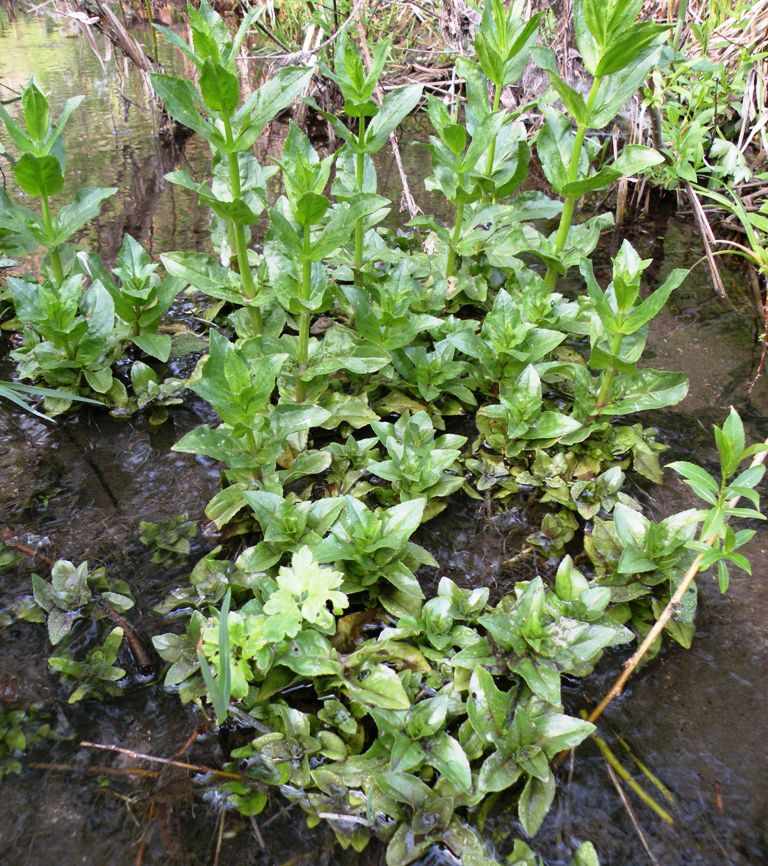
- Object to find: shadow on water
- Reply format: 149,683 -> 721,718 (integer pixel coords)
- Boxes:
1,12 -> 767,866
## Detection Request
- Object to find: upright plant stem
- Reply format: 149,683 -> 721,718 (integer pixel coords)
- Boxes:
544,77 -> 602,291
446,191 -> 465,278
353,116 -> 367,284
594,331 -> 623,411
222,114 -> 262,334
295,221 -> 312,403
39,192 -> 64,285
484,85 -> 502,179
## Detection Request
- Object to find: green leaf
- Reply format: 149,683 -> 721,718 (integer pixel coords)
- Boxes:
343,663 -> 410,710
161,251 -> 242,302
722,407 -> 745,467
365,85 -> 422,153
14,154 -> 63,197
132,333 -> 173,362
22,81 -> 50,143
667,461 -> 719,505
296,192 -> 329,225
518,771 -> 556,837
53,187 -> 117,246
571,841 -> 600,866
508,657 -> 561,705
150,73 -> 214,139
233,66 -> 313,151
547,72 -> 587,124
427,731 -> 472,793
603,369 -> 688,415
198,588 -> 232,726
199,59 -> 240,113
594,21 -> 667,76
621,268 -> 688,333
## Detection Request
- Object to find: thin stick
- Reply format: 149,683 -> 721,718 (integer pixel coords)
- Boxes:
134,801 -> 156,866
614,733 -> 676,804
604,763 -> 663,866
102,604 -> 153,674
587,439 -> 768,726
213,808 -> 226,866
31,761 -> 159,779
80,741 -> 241,780
1,529 -> 55,565
250,816 -> 266,848
685,181 -> 727,298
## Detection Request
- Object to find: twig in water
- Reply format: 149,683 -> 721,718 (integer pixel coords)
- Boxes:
1,529 -> 55,566
213,808 -> 226,866
31,761 -> 159,779
80,741 -> 241,780
604,763 -> 662,866
250,816 -> 266,848
102,603 -> 153,675
747,268 -> 768,394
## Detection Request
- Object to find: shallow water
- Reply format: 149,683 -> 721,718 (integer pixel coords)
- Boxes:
1,10 -> 767,866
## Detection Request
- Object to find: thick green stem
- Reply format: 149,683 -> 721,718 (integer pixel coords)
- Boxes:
446,192 -> 465,279
484,84 -> 502,180
353,115 -> 366,284
223,114 -> 262,334
593,331 -> 623,413
40,193 -> 64,285
544,77 -> 602,291
295,221 -> 312,403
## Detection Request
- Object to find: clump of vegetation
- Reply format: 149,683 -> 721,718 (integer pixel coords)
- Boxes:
0,706 -> 56,779
0,82 -> 196,414
1,0 -> 766,863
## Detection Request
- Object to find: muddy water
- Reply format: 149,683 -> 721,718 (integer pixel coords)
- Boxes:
1,11 -> 767,866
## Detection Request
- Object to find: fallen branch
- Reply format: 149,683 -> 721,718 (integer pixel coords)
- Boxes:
1,529 -> 54,566
80,741 -> 241,781
587,437 -> 768,726
31,761 -> 159,779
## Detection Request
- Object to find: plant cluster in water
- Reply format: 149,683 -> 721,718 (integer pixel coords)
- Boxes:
1,2 -> 766,864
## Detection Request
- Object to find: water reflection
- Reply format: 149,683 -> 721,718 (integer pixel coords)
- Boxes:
0,12 -> 210,261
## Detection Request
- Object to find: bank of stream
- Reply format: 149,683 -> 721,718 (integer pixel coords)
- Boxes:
0,12 -> 767,866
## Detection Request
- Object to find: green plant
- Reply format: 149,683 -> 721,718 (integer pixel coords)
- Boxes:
48,626 -> 127,703
139,513 -> 198,565
198,588 -> 232,725
152,0 -> 313,335
315,33 -> 421,281
0,707 -> 55,780
368,411 -> 467,513
78,233 -> 185,362
0,80 -> 189,413
535,0 -> 668,288
17,3 -> 763,863
0,80 -> 114,283
0,379 -> 99,420
29,559 -> 134,645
